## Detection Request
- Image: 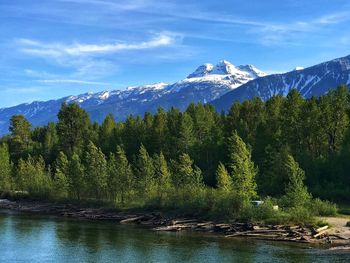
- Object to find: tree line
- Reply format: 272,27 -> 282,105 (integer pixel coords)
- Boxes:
1,86 -> 347,222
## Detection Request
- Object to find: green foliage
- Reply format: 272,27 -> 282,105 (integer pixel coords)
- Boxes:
108,146 -> 134,204
0,144 -> 12,192
216,162 -> 232,192
67,153 -> 84,200
227,131 -> 257,200
346,221 -> 350,227
53,152 -> 69,198
99,114 -> 117,155
1,89 -> 348,224
282,154 -> 311,208
84,141 -> 108,199
135,144 -> 156,197
172,153 -> 203,189
57,103 -> 91,156
309,198 -> 337,216
8,115 -> 32,161
16,156 -> 52,198
153,152 -> 172,203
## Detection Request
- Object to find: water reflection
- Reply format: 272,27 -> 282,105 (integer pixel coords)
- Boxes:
0,209 -> 349,263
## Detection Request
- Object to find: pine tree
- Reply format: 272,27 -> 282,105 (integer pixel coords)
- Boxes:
151,107 -> 167,154
84,141 -> 108,199
0,144 -> 12,192
53,151 -> 69,198
110,146 -> 134,204
216,162 -> 232,192
8,115 -> 32,161
154,152 -> 172,201
43,122 -> 59,164
135,144 -> 155,197
172,153 -> 203,188
57,103 -> 91,156
178,112 -> 194,154
99,114 -> 117,155
227,131 -> 257,200
67,153 -> 85,200
283,154 -> 311,208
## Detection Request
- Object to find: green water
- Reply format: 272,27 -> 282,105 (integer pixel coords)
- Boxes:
0,209 -> 349,262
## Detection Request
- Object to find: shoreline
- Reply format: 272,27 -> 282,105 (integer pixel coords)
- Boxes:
0,199 -> 349,249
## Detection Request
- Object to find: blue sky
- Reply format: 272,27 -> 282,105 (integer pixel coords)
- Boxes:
1,0 -> 350,108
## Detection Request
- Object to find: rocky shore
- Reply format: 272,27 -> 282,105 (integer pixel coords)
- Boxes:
1,199 -> 349,249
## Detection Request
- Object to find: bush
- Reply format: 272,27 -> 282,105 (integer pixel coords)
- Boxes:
309,198 -> 337,216
346,221 -> 350,227
285,206 -> 314,225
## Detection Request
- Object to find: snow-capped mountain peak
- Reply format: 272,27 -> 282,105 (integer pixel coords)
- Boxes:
211,60 -> 237,75
187,64 -> 215,78
0,59 -> 266,134
237,64 -> 267,78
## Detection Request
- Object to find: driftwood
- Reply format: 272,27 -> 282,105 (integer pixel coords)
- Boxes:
313,229 -> 328,238
315,225 -> 329,233
120,216 -> 146,224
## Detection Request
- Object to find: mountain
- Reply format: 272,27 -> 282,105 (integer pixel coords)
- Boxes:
0,61 -> 264,135
211,55 -> 350,111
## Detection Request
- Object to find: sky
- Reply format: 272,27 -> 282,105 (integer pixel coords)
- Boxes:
1,0 -> 350,108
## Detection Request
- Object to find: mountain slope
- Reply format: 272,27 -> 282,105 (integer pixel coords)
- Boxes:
211,55 -> 350,111
0,61 -> 263,134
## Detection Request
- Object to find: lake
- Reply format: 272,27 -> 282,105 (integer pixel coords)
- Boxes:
0,209 -> 349,262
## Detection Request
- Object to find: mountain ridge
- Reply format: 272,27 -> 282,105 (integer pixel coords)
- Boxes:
210,55 -> 350,111
0,60 -> 263,134
1,55 -> 350,135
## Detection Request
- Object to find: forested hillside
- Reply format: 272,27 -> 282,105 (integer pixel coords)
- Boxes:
1,85 -> 349,223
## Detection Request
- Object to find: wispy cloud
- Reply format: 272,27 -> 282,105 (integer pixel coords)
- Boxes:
56,0 -> 151,11
36,79 -> 110,85
18,33 -> 177,57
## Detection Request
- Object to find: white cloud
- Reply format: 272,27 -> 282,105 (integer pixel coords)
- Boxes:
36,79 -> 110,85
18,33 -> 176,57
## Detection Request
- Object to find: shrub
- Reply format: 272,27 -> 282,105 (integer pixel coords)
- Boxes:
346,221 -> 350,227
285,206 -> 314,225
310,198 -> 337,216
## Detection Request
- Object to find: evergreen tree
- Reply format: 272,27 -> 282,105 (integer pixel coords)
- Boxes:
177,112 -> 195,154
172,153 -> 203,188
99,114 -> 117,155
43,122 -> 59,164
283,154 -> 311,207
154,152 -> 172,201
84,142 -> 108,199
8,115 -> 32,161
111,146 -> 134,204
227,131 -> 257,200
53,151 -> 69,198
135,144 -> 155,197
57,103 -> 91,156
67,153 -> 85,200
0,144 -> 12,192
320,85 -> 349,154
216,162 -> 232,192
151,107 -> 167,153
257,145 -> 290,196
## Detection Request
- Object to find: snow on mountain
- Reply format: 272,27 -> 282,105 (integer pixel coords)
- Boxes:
0,60 -> 266,135
211,55 -> 350,111
1,55 -> 350,135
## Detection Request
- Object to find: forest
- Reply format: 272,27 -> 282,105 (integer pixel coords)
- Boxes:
1,85 -> 349,224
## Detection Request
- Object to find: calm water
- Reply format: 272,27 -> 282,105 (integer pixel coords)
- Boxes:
0,209 -> 349,263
